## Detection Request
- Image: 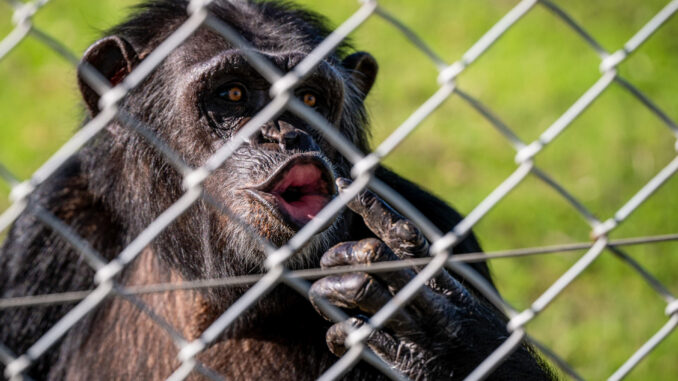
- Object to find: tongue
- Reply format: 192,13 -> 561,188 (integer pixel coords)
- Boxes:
276,194 -> 329,224
272,164 -> 329,225
272,164 -> 323,193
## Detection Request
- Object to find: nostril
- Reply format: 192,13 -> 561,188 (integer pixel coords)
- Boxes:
281,130 -> 301,146
251,129 -> 271,146
258,121 -> 319,151
259,124 -> 280,145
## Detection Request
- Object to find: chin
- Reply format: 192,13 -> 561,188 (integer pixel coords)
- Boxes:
217,203 -> 346,274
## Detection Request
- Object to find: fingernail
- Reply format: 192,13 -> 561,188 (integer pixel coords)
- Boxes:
349,316 -> 367,328
336,177 -> 351,190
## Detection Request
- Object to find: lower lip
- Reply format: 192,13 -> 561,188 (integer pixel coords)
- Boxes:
246,156 -> 336,230
246,189 -> 333,230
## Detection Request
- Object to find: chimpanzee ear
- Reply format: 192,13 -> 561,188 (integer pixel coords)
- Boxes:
342,51 -> 378,99
78,36 -> 138,116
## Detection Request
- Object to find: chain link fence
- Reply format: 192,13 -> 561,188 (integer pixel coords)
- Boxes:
1,0 -> 678,380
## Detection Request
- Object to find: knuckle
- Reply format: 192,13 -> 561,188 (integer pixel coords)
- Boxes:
343,272 -> 372,298
326,322 -> 347,342
311,273 -> 373,306
352,274 -> 379,304
357,238 -> 392,263
308,281 -> 324,301
320,241 -> 357,268
326,320 -> 362,356
393,219 -> 429,257
394,219 -> 422,243
309,276 -> 338,300
358,189 -> 379,210
357,237 -> 383,252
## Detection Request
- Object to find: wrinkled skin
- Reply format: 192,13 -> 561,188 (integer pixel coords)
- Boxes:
0,1 -> 552,380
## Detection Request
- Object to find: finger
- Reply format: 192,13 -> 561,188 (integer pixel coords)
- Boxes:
319,239 -> 470,311
309,273 -> 418,332
326,317 -> 399,363
337,177 -> 463,295
319,239 -> 471,323
326,317 -> 432,380
320,239 -> 417,292
310,272 -> 467,350
309,272 -> 391,314
337,178 -> 428,259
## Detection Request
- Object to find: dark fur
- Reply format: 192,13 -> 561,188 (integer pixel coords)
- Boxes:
0,1 -> 545,380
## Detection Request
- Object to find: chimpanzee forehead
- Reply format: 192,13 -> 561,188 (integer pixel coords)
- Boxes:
172,29 -> 344,83
173,24 -> 327,68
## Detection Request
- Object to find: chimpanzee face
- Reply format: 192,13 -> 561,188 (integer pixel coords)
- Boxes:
158,35 -> 368,250
77,18 -> 377,275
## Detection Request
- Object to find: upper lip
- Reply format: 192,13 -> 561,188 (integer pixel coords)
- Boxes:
244,153 -> 337,231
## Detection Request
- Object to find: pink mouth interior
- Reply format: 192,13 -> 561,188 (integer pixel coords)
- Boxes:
270,164 -> 331,226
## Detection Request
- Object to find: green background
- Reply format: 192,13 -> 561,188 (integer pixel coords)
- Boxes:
1,0 -> 677,379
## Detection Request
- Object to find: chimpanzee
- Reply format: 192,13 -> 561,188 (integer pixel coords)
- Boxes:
0,0 -> 552,380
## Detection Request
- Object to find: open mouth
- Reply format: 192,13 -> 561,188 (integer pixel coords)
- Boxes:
246,154 -> 336,230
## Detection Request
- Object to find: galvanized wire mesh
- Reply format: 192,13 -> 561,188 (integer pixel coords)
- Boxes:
1,0 -> 678,380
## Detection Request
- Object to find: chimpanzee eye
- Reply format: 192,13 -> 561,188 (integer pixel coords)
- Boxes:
219,85 -> 245,102
302,92 -> 317,108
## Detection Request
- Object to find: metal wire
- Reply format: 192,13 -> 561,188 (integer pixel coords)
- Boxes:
1,0 -> 677,380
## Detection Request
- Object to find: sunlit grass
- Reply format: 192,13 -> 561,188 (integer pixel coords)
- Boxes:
1,1 -> 677,379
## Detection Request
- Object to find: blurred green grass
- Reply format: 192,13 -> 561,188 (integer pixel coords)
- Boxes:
1,0 -> 678,379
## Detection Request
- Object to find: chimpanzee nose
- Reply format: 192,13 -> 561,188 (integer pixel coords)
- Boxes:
260,120 -> 319,152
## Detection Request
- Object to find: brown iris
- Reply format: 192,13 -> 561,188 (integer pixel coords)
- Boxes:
225,86 -> 243,102
302,93 -> 317,107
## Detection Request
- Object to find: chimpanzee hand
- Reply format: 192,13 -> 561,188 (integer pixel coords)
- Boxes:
309,178 -> 550,380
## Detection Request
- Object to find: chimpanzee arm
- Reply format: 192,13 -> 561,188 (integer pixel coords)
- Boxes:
0,157 -> 122,378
